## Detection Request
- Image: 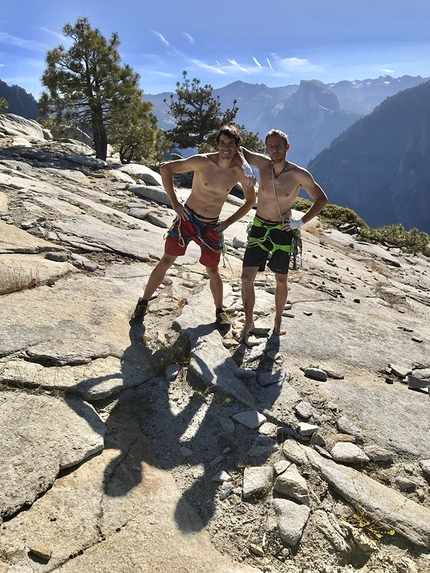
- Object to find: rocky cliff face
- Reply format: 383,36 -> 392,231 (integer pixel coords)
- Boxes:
265,80 -> 360,167
1,114 -> 430,573
308,79 -> 430,234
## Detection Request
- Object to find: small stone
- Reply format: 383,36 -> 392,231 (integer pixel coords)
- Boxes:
258,422 -> 278,437
274,459 -> 291,475
243,466 -> 274,500
233,410 -> 267,429
179,446 -> 193,457
222,337 -> 239,348
219,482 -> 234,500
29,544 -> 52,561
330,442 -> 369,463
412,336 -> 423,343
211,470 -> 231,483
388,363 -> 412,378
249,543 -> 265,557
165,363 -> 181,381
294,400 -> 315,420
296,422 -> 319,437
303,367 -> 328,382
395,476 -> 417,492
363,445 -> 394,462
419,459 -> 430,478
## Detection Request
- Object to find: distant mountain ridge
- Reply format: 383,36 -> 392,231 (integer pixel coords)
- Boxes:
146,75 -> 428,167
308,79 -> 430,234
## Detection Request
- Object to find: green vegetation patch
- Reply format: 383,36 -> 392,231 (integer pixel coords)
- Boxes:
293,199 -> 430,255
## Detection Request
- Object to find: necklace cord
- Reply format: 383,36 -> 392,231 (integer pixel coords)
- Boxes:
271,163 -> 284,225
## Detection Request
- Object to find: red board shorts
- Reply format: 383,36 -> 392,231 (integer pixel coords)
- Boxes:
165,210 -> 223,268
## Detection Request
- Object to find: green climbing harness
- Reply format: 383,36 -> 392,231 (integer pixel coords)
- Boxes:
245,217 -> 293,253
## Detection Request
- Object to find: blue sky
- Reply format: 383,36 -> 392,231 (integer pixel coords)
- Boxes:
1,0 -> 429,99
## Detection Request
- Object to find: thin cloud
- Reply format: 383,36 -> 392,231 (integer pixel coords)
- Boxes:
252,57 -> 262,69
182,32 -> 195,45
37,27 -> 68,42
274,55 -> 320,74
151,30 -> 170,47
228,59 -> 250,73
266,57 -> 274,71
0,31 -> 48,52
192,59 -> 226,74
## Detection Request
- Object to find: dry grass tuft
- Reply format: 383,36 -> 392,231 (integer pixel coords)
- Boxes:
0,264 -> 41,295
368,259 -> 392,278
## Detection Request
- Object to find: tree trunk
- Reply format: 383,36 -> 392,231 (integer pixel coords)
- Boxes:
91,108 -> 108,161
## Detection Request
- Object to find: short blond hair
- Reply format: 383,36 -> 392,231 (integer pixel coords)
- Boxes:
265,129 -> 289,145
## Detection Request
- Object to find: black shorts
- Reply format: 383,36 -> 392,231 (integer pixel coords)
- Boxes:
242,222 -> 293,274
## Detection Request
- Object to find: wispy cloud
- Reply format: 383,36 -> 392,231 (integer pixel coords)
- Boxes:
228,59 -> 251,73
182,32 -> 195,45
0,31 -> 48,52
37,27 -> 68,43
273,55 -> 320,74
266,57 -> 274,71
151,30 -> 170,47
192,56 -> 273,78
192,59 -> 226,74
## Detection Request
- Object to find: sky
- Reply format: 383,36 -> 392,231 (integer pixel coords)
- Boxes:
1,0 -> 429,100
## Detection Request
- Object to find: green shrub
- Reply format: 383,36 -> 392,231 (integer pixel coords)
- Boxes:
293,199 -> 430,255
358,224 -> 430,254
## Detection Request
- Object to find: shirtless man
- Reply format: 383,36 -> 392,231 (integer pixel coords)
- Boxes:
236,129 -> 328,342
130,125 -> 256,331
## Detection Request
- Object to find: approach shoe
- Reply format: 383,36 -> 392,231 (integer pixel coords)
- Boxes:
216,310 -> 231,334
130,298 -> 148,324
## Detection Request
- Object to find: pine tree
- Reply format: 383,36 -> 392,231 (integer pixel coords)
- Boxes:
38,17 -> 156,161
164,71 -> 239,151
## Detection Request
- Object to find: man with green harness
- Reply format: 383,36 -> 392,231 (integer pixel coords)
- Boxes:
236,129 -> 328,343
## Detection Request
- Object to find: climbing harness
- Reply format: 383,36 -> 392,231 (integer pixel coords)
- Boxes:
245,217 -> 293,254
245,162 -> 303,269
164,207 -> 228,265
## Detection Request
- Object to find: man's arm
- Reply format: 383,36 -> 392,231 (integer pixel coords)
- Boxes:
216,178 -> 257,233
284,169 -> 328,230
234,148 -> 257,186
238,146 -> 269,171
159,155 -> 206,220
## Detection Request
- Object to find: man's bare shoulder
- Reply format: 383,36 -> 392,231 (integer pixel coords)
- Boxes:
287,161 -> 313,178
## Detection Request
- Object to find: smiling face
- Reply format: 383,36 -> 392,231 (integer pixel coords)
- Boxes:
265,134 -> 289,164
217,134 -> 238,159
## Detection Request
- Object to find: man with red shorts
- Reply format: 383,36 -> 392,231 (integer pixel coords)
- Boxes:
130,125 -> 256,332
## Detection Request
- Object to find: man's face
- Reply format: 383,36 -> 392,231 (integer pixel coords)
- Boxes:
217,135 -> 238,158
265,135 -> 288,163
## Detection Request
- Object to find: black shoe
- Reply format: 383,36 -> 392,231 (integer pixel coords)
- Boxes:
130,298 -> 148,324
216,310 -> 231,334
